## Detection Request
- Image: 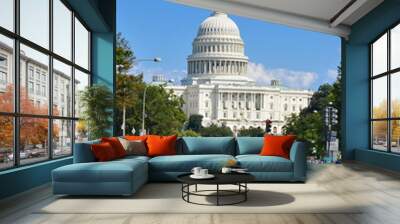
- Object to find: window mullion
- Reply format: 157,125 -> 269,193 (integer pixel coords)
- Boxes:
48,0 -> 54,160
71,10 -> 76,155
388,30 -> 391,153
370,45 -> 373,149
13,0 -> 21,167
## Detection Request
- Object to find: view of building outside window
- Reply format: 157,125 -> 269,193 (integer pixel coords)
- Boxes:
0,0 -> 91,170
371,23 -> 400,153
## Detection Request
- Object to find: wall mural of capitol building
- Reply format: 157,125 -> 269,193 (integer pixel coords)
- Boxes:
167,12 -> 313,134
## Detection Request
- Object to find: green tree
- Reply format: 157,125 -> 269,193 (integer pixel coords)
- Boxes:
144,85 -> 186,135
238,127 -> 265,137
200,124 -> 233,137
116,32 -> 135,74
283,66 -> 342,158
116,74 -> 139,135
116,74 -> 146,136
284,113 -> 324,158
80,84 -> 113,139
187,114 -> 203,132
120,76 -> 186,136
302,83 -> 334,114
115,33 -> 138,136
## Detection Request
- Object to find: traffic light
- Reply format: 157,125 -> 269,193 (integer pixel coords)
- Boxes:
265,119 -> 272,134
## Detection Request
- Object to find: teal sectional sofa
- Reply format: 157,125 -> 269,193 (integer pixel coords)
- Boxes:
52,137 -> 307,196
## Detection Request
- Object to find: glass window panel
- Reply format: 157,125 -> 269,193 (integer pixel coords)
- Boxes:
20,44 -> 49,115
74,18 -> 89,70
53,0 -> 72,60
391,24 -> 400,70
372,121 -> 388,151
391,120 -> 400,153
391,72 -> 400,118
0,0 -> 14,31
20,117 -> 49,165
20,0 -> 49,49
74,69 -> 89,118
0,34 -> 14,112
372,76 -> 387,119
53,119 -> 72,157
0,116 -> 14,170
372,33 -> 387,76
75,120 -> 88,143
53,59 -> 72,117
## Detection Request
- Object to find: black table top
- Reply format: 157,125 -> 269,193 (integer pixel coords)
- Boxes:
177,172 -> 255,185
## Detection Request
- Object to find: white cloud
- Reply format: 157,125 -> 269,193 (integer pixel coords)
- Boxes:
247,62 -> 318,89
326,69 -> 338,82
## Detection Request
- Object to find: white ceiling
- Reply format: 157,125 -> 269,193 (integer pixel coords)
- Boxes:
169,0 -> 384,38
228,0 -> 352,22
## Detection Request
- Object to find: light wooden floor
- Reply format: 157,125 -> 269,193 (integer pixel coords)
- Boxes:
1,162 -> 400,224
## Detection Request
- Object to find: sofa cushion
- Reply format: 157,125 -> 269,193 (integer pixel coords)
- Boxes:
149,154 -> 235,172
73,140 -> 100,163
116,155 -> 150,163
147,135 -> 177,157
91,142 -> 118,161
53,158 -> 147,183
179,137 -> 235,155
236,137 -> 264,155
260,135 -> 296,159
101,137 -> 127,158
236,155 -> 293,172
118,138 -> 147,156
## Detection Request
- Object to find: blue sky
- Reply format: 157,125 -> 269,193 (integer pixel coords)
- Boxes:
117,0 -> 341,90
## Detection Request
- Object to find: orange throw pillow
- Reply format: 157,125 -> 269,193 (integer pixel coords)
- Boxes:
146,135 -> 177,157
91,142 -> 117,162
260,135 -> 297,159
124,135 -> 148,141
101,137 -> 126,158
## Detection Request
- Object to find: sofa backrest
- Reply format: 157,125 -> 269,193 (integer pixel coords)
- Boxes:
178,137 -> 236,155
236,137 -> 263,155
73,140 -> 100,163
74,137 -> 266,161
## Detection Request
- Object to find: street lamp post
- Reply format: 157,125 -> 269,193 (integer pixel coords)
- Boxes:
141,85 -> 149,136
118,57 -> 161,136
140,79 -> 174,136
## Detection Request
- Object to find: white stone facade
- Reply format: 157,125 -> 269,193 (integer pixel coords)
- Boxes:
166,12 -> 313,134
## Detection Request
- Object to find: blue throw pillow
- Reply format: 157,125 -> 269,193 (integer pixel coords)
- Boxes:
236,137 -> 264,155
180,137 -> 235,155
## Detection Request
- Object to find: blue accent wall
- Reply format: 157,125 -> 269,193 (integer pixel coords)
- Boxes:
92,33 -> 115,88
0,0 -> 116,200
342,42 -> 369,159
355,149 -> 400,172
0,158 -> 72,199
92,32 -> 116,135
343,0 -> 400,171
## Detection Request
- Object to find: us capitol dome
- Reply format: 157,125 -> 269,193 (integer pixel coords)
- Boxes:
184,11 -> 253,85
166,12 -> 313,134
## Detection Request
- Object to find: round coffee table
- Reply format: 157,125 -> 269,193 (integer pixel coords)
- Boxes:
177,173 -> 255,206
